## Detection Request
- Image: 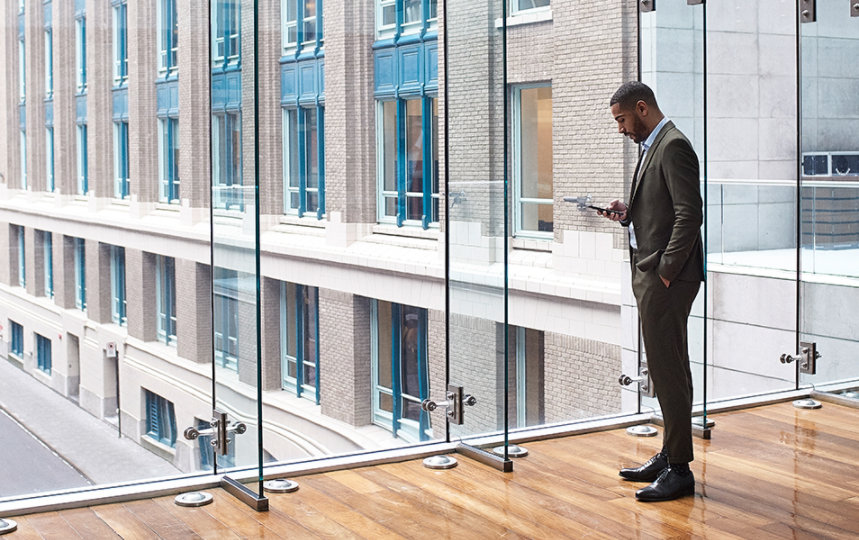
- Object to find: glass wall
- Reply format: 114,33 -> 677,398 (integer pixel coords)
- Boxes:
799,3 -> 859,395
1,0 -> 858,511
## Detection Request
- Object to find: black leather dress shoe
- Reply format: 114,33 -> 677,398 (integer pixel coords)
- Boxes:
635,467 -> 695,502
619,452 -> 668,482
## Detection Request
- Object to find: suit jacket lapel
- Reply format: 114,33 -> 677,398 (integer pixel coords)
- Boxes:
629,121 -> 675,209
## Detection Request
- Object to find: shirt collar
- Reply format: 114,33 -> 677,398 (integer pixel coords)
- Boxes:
641,116 -> 669,154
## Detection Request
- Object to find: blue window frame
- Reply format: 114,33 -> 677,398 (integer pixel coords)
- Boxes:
159,117 -> 180,202
10,321 -> 24,358
77,123 -> 88,194
280,282 -> 320,402
158,0 -> 178,76
376,0 -> 437,40
512,84 -> 553,236
16,226 -> 25,288
111,246 -> 126,326
43,231 -> 53,298
73,237 -> 86,310
46,127 -> 54,192
377,97 -> 439,228
281,0 -> 324,54
144,390 -> 177,447
113,1 -> 128,85
212,111 -> 242,210
114,121 -> 130,198
283,106 -> 325,217
76,16 -> 87,93
45,28 -> 53,98
156,255 -> 176,345
212,0 -> 240,69
36,333 -> 52,374
213,268 -> 239,372
371,300 -> 430,442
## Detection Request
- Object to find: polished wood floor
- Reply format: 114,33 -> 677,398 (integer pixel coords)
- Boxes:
7,401 -> 859,539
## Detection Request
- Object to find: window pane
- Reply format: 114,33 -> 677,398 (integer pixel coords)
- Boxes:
518,86 -> 553,233
304,108 -> 318,190
285,109 -> 299,189
382,101 -> 397,193
377,301 -> 392,389
286,283 -> 297,358
400,307 -> 421,399
379,392 -> 393,413
517,0 -> 550,10
382,5 -> 396,27
404,0 -> 421,24
519,87 -> 552,200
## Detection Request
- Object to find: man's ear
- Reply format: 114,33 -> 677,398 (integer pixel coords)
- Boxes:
636,100 -> 648,117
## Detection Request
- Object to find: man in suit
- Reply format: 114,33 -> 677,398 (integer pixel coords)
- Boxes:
601,81 -> 705,502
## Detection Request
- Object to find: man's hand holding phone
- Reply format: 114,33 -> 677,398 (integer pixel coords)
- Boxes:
599,199 -> 627,222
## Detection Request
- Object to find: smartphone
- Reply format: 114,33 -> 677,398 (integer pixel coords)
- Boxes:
587,205 -> 624,216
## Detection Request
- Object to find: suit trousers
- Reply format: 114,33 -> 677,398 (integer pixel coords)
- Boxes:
632,266 -> 701,464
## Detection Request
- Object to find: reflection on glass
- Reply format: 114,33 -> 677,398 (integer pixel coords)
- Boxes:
514,85 -> 553,235
380,100 -> 397,217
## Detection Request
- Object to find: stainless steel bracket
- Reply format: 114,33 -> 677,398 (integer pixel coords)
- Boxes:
421,384 -> 476,425
800,0 -> 816,22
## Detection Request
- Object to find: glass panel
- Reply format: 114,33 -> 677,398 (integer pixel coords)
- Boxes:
446,0 -> 509,453
211,0 -> 263,497
799,4 -> 859,395
639,0 -> 707,446
702,0 -> 797,402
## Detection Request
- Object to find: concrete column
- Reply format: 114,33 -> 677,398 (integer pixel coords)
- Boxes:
322,0 -> 377,241
126,248 -> 157,342
318,289 -> 372,426
127,0 -> 158,205
85,0 -> 113,200
260,277 -> 283,391
176,259 -> 212,364
0,224 -> 13,286
55,235 -> 77,309
177,0 -> 212,213
85,241 -> 112,324
53,0 -> 76,195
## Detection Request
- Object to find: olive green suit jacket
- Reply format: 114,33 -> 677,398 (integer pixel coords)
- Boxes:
625,121 -> 704,284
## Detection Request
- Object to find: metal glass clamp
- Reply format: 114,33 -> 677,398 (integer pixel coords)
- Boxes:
183,410 -> 247,455
421,384 -> 476,425
619,367 -> 654,397
779,341 -> 820,375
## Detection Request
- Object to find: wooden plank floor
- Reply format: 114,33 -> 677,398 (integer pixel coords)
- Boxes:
8,401 -> 859,539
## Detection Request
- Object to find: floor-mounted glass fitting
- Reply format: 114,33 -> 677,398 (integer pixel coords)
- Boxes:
174,491 -> 214,507
423,455 -> 458,469
692,416 -> 715,429
492,444 -> 529,457
263,478 -> 300,493
793,398 -> 822,410
0,518 -> 17,535
626,425 -> 658,437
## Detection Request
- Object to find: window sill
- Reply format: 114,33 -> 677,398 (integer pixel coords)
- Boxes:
141,436 -> 177,461
279,214 -> 326,229
511,236 -> 552,252
154,202 -> 181,212
372,223 -> 440,242
495,8 -> 553,29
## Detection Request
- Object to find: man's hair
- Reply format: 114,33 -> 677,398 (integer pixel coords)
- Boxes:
610,81 -> 658,110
